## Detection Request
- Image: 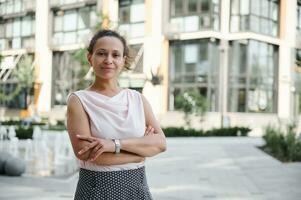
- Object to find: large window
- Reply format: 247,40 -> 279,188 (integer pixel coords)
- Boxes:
169,39 -> 219,111
295,49 -> 301,114
118,0 -> 145,38
0,55 -> 34,109
228,40 -> 278,113
169,0 -> 220,32
230,0 -> 279,36
129,44 -> 143,73
52,51 -> 89,106
0,15 -> 35,50
0,0 -> 35,15
52,5 -> 97,45
297,1 -> 301,32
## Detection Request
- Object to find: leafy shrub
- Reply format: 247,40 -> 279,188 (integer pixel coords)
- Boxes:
262,125 -> 301,162
15,126 -> 33,139
163,127 -> 204,137
1,120 -> 23,126
206,127 -> 250,136
162,126 -> 250,137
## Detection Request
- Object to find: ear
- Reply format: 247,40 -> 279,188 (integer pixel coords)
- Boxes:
87,53 -> 92,66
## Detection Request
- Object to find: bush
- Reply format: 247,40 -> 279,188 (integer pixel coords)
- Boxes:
162,126 -> 250,137
1,120 -> 22,126
262,125 -> 301,162
206,127 -> 250,137
15,126 -> 33,139
163,127 -> 204,137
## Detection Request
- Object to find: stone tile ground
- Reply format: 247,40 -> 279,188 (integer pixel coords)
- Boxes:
0,137 -> 300,200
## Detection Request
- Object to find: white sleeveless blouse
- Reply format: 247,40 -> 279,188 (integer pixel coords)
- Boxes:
72,89 -> 146,171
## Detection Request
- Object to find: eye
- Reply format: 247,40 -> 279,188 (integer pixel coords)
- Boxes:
113,54 -> 121,58
96,52 -> 105,56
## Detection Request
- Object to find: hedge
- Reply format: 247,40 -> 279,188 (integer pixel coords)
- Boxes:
163,126 -> 250,137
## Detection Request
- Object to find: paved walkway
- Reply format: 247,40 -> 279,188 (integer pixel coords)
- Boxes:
0,137 -> 300,200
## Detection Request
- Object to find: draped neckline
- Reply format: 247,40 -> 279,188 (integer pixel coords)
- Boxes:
84,88 -> 126,100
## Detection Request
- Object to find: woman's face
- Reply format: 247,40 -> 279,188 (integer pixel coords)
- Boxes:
87,36 -> 125,80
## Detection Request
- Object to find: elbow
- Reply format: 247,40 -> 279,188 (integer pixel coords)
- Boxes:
158,134 -> 167,152
159,141 -> 167,153
74,151 -> 90,161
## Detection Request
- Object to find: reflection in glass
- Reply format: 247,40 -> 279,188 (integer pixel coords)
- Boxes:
229,40 -> 277,113
231,0 -> 279,36
170,39 -> 219,111
170,0 -> 220,32
188,0 -> 197,12
21,17 -> 31,36
130,3 -> 144,22
201,0 -> 210,12
78,8 -> 90,29
54,16 -> 63,32
240,0 -> 249,15
64,11 -> 77,31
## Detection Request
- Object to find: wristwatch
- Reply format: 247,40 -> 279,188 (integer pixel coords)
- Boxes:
113,139 -> 121,154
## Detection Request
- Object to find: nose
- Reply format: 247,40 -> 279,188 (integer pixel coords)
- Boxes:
104,54 -> 113,64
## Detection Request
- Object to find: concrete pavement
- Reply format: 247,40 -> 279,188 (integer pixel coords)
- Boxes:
0,137 -> 300,200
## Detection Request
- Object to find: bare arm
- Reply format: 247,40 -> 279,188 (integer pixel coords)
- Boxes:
67,94 -> 144,164
90,151 -> 143,165
120,95 -> 167,157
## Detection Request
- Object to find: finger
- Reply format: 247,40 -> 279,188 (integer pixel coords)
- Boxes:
76,135 -> 95,142
90,148 -> 104,161
78,141 -> 98,155
146,126 -> 152,134
89,144 -> 102,158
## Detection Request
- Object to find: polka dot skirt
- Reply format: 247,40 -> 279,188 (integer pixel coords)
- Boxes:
74,167 -> 153,200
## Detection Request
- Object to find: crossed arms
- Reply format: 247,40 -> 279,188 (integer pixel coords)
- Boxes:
66,94 -> 166,166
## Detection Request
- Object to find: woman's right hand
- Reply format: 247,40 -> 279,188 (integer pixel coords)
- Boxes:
76,135 -> 115,161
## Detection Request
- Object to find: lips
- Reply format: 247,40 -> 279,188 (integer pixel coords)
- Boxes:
101,67 -> 114,70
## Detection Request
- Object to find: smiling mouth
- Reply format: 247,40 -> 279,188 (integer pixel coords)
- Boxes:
101,67 -> 114,70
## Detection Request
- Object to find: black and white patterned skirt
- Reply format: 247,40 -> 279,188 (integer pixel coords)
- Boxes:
74,166 -> 153,200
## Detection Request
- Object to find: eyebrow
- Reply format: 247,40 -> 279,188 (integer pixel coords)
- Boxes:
95,48 -> 121,53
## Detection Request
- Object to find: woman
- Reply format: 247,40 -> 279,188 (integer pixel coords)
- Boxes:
67,29 -> 166,200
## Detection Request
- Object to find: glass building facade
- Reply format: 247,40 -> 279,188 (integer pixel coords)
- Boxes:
0,0 -> 300,125
228,40 -> 278,113
230,0 -> 279,36
118,0 -> 145,38
169,0 -> 220,32
52,4 -> 97,45
170,39 -> 219,111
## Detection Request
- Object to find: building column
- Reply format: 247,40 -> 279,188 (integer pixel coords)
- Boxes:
219,0 -> 230,127
35,1 -> 52,113
278,0 -> 297,121
142,0 -> 166,114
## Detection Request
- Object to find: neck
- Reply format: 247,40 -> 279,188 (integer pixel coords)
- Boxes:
90,77 -> 120,92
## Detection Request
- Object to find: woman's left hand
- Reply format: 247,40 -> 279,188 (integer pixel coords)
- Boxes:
76,135 -> 115,161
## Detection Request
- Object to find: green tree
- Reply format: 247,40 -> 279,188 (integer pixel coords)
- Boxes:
0,54 -> 34,103
175,89 -> 208,127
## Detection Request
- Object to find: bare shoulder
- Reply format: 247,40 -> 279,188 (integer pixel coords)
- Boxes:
140,94 -> 150,106
67,93 -> 84,113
